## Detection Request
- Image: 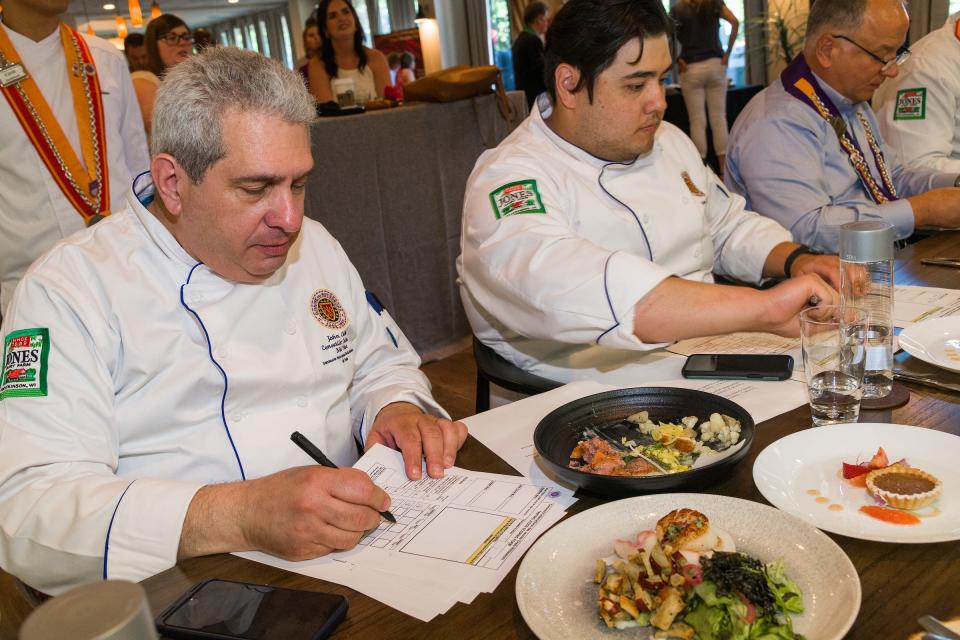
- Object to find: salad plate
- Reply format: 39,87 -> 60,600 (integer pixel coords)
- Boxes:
515,493 -> 860,640
898,316 -> 960,373
753,423 -> 960,543
534,387 -> 754,497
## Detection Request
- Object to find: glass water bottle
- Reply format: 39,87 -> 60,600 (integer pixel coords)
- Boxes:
839,221 -> 894,399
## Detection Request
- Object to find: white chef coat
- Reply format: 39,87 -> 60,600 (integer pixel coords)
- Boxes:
0,178 -> 444,595
874,13 -> 960,174
0,24 -> 150,316
457,96 -> 792,385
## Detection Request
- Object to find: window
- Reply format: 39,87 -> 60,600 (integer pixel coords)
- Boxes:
258,20 -> 271,58
280,14 -> 294,68
487,0 -> 513,90
722,0 -> 746,86
353,1 -> 374,46
951,0 -> 960,13
219,31 -> 230,46
233,26 -> 243,47
246,24 -> 260,52
376,0 -> 391,34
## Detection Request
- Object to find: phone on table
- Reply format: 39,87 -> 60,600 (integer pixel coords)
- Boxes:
681,353 -> 794,381
155,578 -> 348,640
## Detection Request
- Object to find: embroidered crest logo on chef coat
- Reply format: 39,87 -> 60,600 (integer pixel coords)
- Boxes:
489,179 -> 546,219
894,88 -> 926,120
311,289 -> 349,330
1,328 -> 49,400
680,171 -> 706,197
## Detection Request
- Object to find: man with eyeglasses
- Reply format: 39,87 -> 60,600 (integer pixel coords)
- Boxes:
873,11 -> 960,174
0,0 -> 149,320
724,0 -> 960,254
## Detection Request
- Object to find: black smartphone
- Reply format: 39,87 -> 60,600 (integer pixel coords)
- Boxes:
681,353 -> 794,381
155,579 -> 348,640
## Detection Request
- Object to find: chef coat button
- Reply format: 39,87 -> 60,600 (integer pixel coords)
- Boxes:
231,413 -> 243,422
296,396 -> 308,408
285,322 -> 297,335
642,215 -> 650,225
682,196 -> 690,204
214,347 -> 227,359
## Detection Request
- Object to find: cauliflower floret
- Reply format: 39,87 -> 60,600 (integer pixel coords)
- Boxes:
698,413 -> 741,450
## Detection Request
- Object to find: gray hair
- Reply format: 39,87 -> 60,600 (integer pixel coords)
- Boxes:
151,47 -> 316,183
805,0 -> 868,40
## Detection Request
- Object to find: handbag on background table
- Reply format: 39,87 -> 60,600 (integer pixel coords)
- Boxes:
403,64 -> 516,123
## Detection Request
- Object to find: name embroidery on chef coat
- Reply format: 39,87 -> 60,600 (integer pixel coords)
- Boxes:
311,289 -> 353,366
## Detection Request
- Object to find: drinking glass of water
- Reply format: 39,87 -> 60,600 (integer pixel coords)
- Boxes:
800,305 -> 870,427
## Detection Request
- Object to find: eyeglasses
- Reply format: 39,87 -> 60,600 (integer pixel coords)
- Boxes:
161,31 -> 194,45
831,34 -> 911,72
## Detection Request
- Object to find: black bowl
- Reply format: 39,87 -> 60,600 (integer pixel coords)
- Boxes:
533,387 -> 755,498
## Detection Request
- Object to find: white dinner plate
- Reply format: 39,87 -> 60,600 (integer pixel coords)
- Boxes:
898,316 -> 960,373
515,493 -> 860,640
753,423 -> 960,543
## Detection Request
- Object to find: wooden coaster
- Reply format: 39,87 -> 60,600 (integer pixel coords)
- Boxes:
860,381 -> 910,410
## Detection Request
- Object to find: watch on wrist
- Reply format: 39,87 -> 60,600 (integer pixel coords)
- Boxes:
783,244 -> 818,278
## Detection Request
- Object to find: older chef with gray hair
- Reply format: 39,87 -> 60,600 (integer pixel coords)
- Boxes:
0,46 -> 466,596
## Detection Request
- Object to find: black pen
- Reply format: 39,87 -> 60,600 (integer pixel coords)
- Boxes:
290,431 -> 397,524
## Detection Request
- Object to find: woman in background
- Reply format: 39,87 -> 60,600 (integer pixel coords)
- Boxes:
131,14 -> 193,135
297,17 -> 322,88
670,0 -> 739,177
308,0 -> 389,105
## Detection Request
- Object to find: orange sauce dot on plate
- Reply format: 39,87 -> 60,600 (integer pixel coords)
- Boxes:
815,497 -> 829,504
828,504 -> 843,511
807,489 -> 820,496
859,505 -> 921,525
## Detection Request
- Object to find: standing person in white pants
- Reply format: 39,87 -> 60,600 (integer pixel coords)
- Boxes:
671,0 -> 739,177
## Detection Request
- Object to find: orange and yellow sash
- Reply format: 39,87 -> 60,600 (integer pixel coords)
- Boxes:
0,23 -> 109,223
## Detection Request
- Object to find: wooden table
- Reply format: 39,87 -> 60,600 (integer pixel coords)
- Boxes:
142,232 -> 960,640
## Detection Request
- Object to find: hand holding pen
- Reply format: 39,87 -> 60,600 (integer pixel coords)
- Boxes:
292,431 -> 397,523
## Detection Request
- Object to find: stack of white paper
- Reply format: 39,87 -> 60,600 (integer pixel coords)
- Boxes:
237,444 -> 576,621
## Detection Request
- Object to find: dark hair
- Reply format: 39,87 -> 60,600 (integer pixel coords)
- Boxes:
400,52 -> 414,68
523,1 -> 549,26
544,0 -> 673,103
124,32 -> 145,49
316,0 -> 368,78
303,16 -> 318,36
193,28 -> 215,51
145,13 -> 189,76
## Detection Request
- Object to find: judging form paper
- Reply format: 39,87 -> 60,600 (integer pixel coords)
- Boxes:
894,285 -> 960,325
341,445 -> 575,590
236,444 -> 575,621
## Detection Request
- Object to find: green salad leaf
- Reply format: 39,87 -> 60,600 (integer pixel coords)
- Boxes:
681,559 -> 806,640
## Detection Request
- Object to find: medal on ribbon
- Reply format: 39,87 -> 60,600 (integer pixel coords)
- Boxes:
781,55 -> 898,205
0,23 -> 111,223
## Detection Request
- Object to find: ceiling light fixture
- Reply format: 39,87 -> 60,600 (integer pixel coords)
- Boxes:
103,3 -> 115,9
228,0 -> 239,4
128,0 -> 143,27
150,0 -> 161,19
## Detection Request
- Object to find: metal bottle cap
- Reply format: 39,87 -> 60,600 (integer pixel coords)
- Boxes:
19,580 -> 157,640
839,221 -> 895,262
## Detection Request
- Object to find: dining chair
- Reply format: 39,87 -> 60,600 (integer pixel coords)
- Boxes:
472,337 -> 562,413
